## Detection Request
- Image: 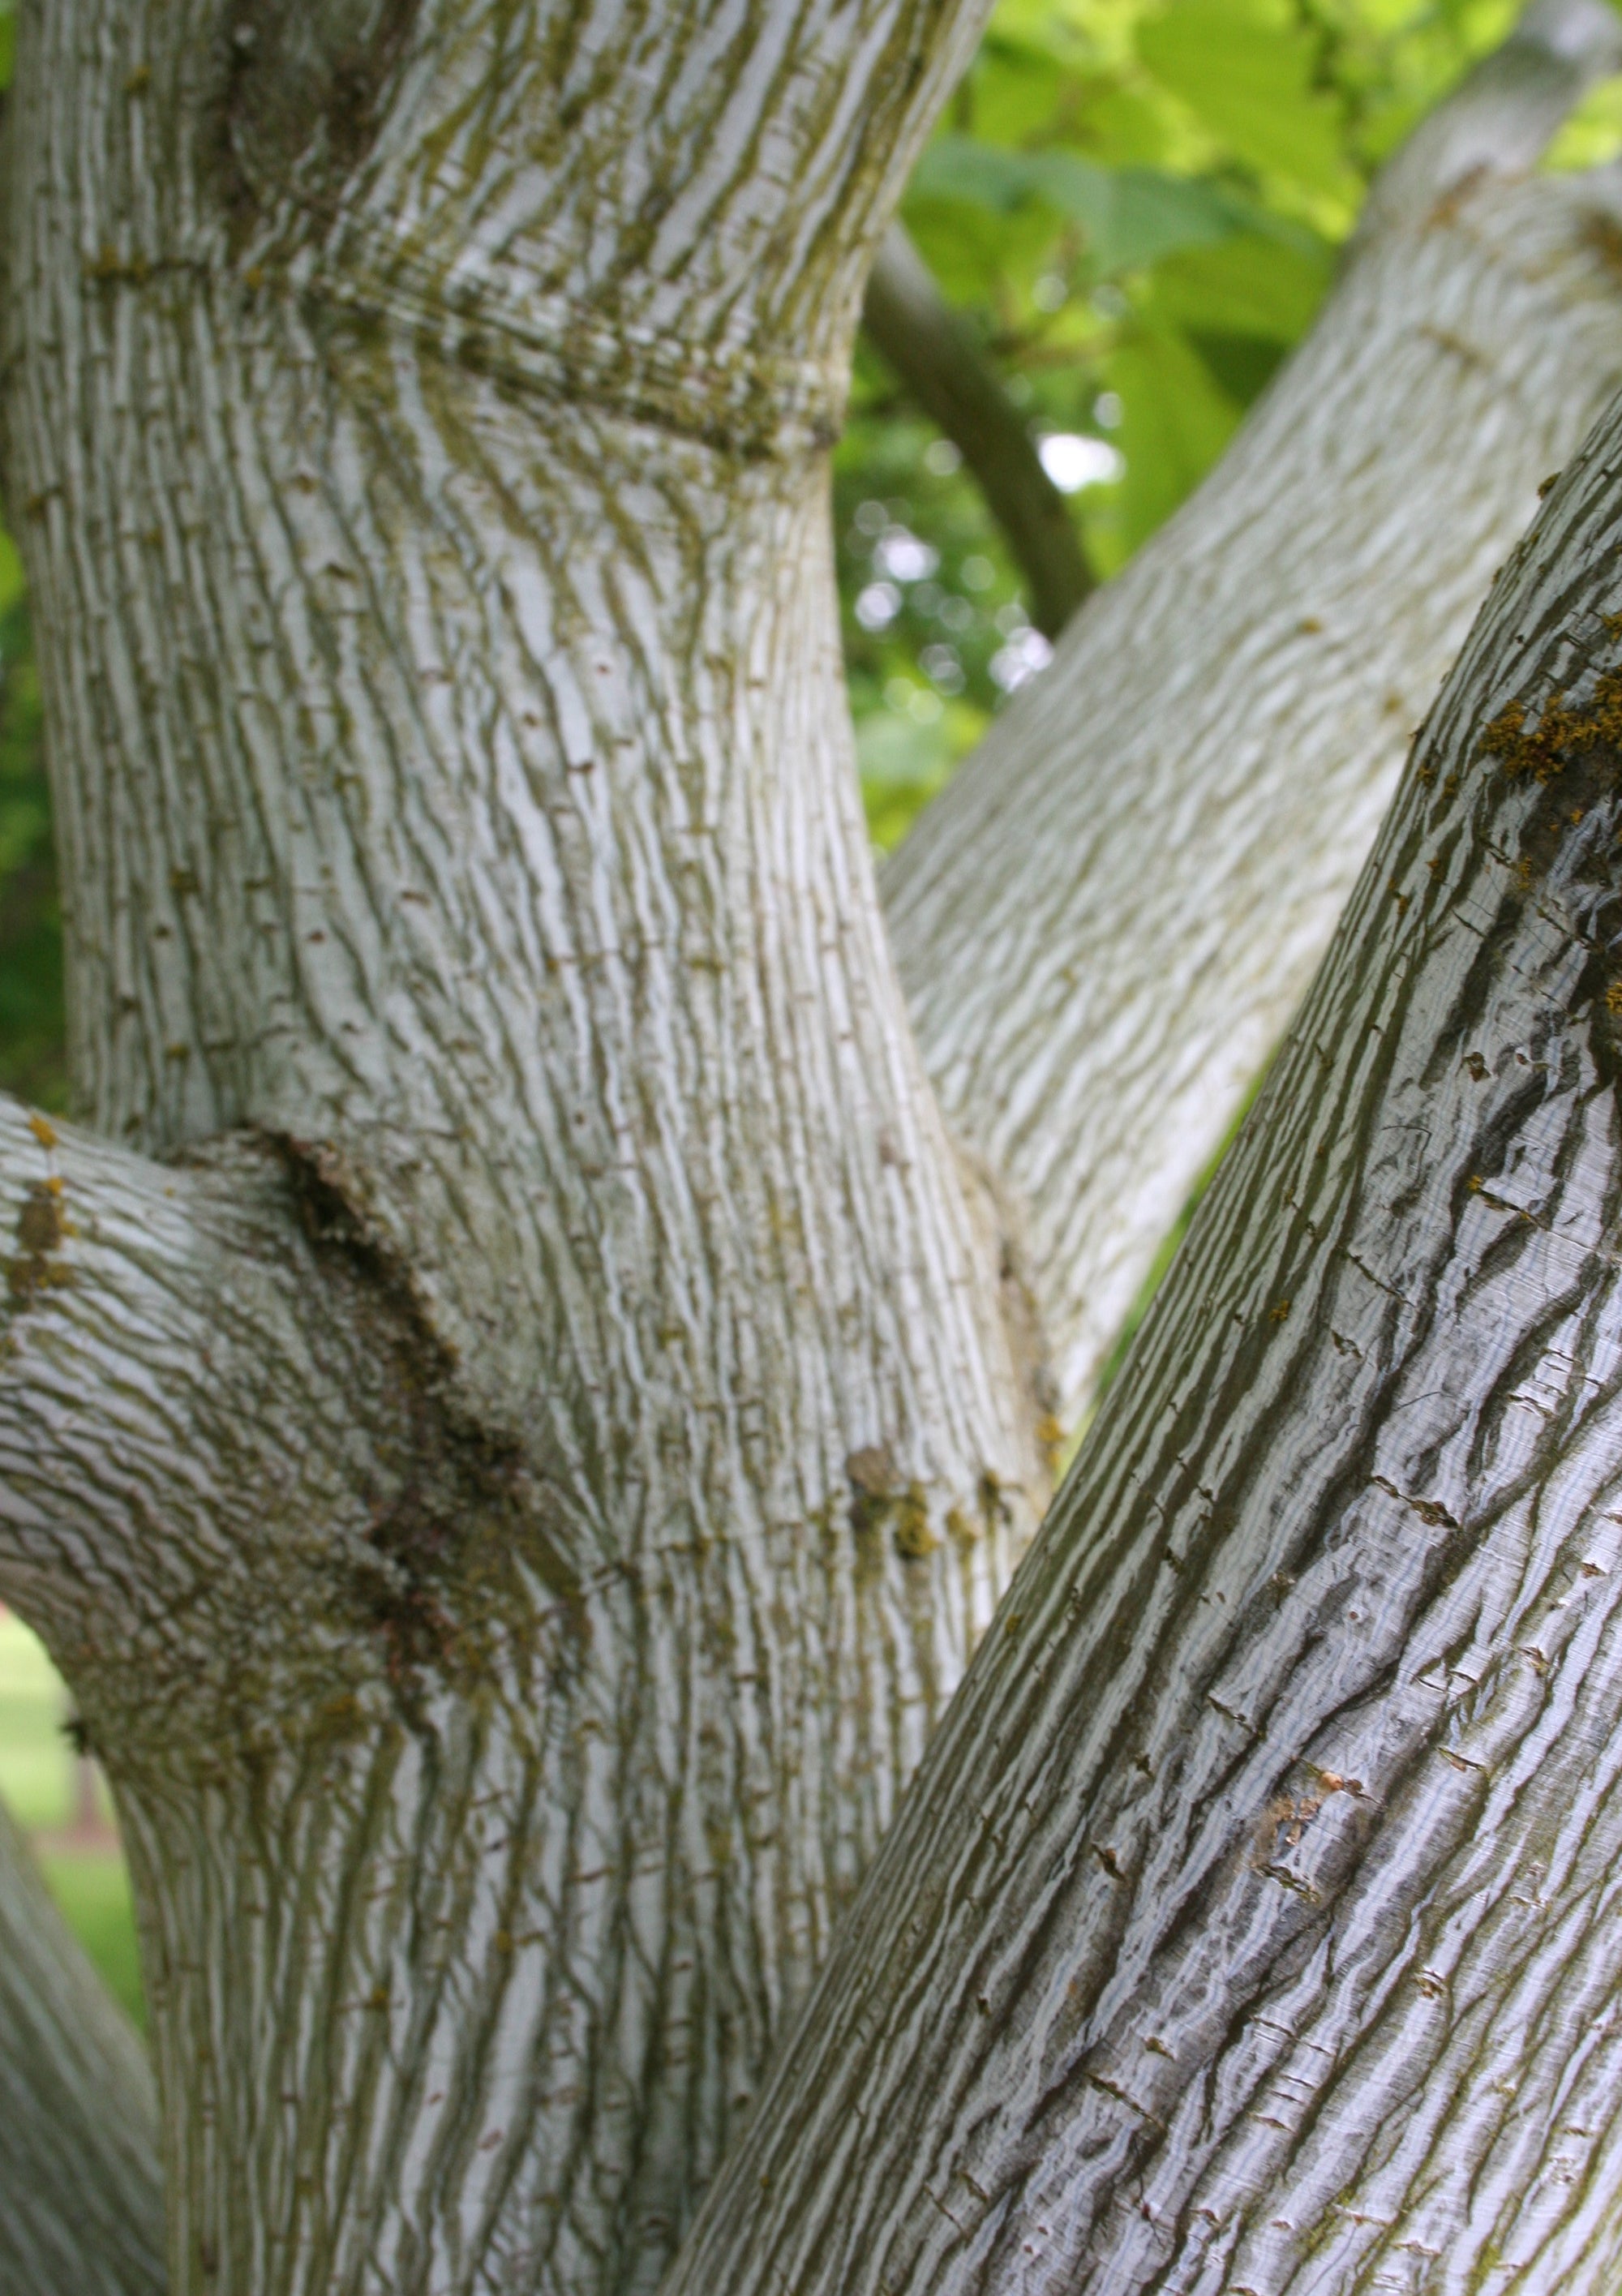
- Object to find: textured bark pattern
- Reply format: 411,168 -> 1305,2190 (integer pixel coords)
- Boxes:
0,1799 -> 163,2296
888,132 -> 1622,1428
0,1101 -> 410,2285
0,5 -> 1047,2292
668,391 -> 1622,2293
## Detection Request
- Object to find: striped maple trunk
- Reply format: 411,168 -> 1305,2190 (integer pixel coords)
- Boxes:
0,5 -> 1045,2291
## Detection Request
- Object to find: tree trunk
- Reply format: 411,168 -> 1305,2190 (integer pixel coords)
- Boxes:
664,371 -> 1622,2295
7,4 -> 1622,2293
0,1796 -> 163,2296
0,6 -> 1047,2292
886,0 -> 1622,1431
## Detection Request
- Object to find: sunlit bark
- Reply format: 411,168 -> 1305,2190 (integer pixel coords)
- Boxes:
1,4 -> 1045,2290
6,4 -> 1622,2293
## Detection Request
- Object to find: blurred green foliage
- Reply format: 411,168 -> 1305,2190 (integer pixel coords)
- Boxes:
0,599 -> 65,1111
843,0 -> 1622,843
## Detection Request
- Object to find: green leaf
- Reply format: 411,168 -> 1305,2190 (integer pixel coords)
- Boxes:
1030,157 -> 1246,273
1148,230 -> 1332,343
1089,321 -> 1242,570
1137,0 -> 1355,202
902,188 -> 1066,307
911,135 -> 1039,216
1183,328 -> 1286,406
911,136 -> 1251,277
970,29 -> 1076,145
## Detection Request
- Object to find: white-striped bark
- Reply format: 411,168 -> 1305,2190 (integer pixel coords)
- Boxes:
0,6 -> 1052,2293
886,0 -> 1622,1429
0,1797 -> 163,2296
666,375 -> 1622,2295
11,3 -> 1622,2292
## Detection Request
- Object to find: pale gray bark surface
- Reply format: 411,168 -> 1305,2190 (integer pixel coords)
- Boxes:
0,6 -> 1049,2292
861,225 -> 1092,637
886,0 -> 1622,1430
667,381 -> 1622,2296
6,4 -> 1622,2293
0,1797 -> 163,2296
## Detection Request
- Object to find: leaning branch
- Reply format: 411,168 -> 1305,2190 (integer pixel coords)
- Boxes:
1359,0 -> 1622,238
861,224 -> 1093,637
669,313 -> 1622,2296
0,1800 -> 163,2296
884,0 -> 1622,1431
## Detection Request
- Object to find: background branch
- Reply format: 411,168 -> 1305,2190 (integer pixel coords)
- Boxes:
861,224 -> 1094,637
885,2 -> 1622,1431
0,1798 -> 162,2296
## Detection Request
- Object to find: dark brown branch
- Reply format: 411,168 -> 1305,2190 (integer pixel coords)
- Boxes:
860,225 -> 1093,638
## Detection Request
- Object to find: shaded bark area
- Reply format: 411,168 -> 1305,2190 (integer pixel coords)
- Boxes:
666,383 -> 1622,2295
886,0 -> 1622,1429
0,1800 -> 163,2296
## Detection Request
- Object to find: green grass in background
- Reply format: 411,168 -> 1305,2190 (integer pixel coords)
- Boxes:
36,1849 -> 144,2028
0,1611 -> 144,2028
0,1607 -> 73,1829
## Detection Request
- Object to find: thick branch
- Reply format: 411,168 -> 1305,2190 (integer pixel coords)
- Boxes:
0,1800 -> 163,2296
668,337 -> 1622,2296
0,1092 -> 436,1728
886,10 -> 1622,1429
861,225 -> 1093,637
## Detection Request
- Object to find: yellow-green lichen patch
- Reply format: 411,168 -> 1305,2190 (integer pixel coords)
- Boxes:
5,1177 -> 71,1308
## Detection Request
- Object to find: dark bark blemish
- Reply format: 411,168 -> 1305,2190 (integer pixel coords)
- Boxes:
215,0 -> 421,242
5,1178 -> 69,1307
